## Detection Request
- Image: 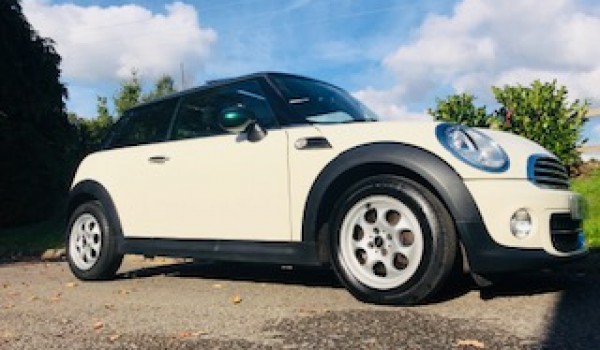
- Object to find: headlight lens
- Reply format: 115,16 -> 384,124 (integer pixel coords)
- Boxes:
436,124 -> 509,172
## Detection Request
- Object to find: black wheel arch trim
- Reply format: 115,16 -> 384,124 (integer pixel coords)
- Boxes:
67,180 -> 125,252
301,142 -> 510,273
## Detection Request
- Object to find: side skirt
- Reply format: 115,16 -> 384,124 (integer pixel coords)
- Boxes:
122,238 -> 322,266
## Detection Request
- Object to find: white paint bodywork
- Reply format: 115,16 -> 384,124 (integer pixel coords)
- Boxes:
72,120 -> 582,257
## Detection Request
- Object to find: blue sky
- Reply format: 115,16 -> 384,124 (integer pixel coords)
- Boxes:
22,0 -> 600,145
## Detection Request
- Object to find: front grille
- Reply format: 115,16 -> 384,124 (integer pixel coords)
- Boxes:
528,155 -> 569,190
550,213 -> 583,253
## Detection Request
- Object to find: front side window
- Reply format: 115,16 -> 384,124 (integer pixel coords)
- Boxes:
104,99 -> 177,149
271,75 -> 378,125
171,79 -> 277,140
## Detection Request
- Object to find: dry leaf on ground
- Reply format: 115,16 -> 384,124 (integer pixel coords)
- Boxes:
231,295 -> 242,304
93,321 -> 104,331
49,292 -> 62,302
456,339 -> 485,348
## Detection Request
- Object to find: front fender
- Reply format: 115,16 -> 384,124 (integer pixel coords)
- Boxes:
301,142 -> 490,270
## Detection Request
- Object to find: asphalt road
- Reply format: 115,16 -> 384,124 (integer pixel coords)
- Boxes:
1,256 -> 599,349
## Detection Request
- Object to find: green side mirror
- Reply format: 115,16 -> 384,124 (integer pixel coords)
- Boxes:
218,106 -> 253,133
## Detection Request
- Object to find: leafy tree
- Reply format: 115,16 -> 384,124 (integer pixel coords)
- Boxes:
76,73 -> 176,156
72,97 -> 115,155
491,80 -> 588,168
427,93 -> 490,127
0,0 -> 76,227
142,75 -> 176,102
108,71 -> 176,118
429,81 -> 588,169
113,69 -> 142,117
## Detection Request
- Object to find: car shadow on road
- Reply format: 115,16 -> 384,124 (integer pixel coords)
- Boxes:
475,249 -> 600,348
118,261 -> 345,288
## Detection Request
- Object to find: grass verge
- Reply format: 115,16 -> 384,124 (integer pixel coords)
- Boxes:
572,170 -> 600,248
0,215 -> 65,257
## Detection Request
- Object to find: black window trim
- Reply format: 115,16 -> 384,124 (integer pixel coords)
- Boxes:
101,72 -> 339,150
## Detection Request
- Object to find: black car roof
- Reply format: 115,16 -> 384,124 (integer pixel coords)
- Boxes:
127,72 -> 322,111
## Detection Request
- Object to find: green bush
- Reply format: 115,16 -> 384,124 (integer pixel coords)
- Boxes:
491,81 -> 588,169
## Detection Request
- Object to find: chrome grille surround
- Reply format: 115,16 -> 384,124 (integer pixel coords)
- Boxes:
527,155 -> 569,190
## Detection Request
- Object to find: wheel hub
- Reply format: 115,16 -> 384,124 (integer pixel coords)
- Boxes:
339,195 -> 424,290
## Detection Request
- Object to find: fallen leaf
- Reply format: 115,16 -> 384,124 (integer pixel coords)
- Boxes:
0,331 -> 14,342
93,321 -> 104,331
212,283 -> 223,289
231,295 -> 242,305
175,330 -> 205,339
456,339 -> 485,348
176,331 -> 192,339
104,304 -> 115,310
108,334 -> 121,342
117,289 -> 131,295
66,282 -> 78,288
29,296 -> 40,301
1,284 -> 9,289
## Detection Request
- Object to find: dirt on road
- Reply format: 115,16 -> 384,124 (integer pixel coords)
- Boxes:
1,256 -> 599,349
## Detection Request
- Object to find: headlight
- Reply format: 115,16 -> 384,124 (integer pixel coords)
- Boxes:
436,123 -> 509,172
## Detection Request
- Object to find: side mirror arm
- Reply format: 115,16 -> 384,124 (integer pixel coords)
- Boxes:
244,122 -> 267,142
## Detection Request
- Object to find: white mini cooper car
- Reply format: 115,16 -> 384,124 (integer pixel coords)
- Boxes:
67,72 -> 587,304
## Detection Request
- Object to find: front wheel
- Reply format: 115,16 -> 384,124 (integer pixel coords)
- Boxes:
66,201 -> 123,280
330,175 -> 457,305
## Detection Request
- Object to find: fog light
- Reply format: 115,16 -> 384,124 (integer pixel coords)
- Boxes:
511,209 -> 532,239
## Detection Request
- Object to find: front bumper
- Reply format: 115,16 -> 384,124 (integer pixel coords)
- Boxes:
461,179 -> 588,273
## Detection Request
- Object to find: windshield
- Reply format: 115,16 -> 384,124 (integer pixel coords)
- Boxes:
271,75 -> 378,124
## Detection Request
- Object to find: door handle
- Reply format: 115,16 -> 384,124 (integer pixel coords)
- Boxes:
148,156 -> 170,164
294,137 -> 332,150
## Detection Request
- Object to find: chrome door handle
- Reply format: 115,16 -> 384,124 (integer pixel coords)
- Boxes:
148,156 -> 170,164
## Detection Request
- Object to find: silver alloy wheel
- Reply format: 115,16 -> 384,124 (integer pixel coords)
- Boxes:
339,195 -> 424,290
69,213 -> 102,271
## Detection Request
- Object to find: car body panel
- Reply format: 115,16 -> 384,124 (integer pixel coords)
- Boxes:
73,130 -> 291,241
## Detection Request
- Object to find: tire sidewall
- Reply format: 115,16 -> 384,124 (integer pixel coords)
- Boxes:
330,175 -> 449,304
66,201 -> 122,280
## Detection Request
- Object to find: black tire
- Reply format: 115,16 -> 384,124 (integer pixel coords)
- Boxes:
66,200 -> 123,280
329,175 -> 457,305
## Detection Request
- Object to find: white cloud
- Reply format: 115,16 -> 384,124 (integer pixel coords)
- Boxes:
370,0 -> 600,116
22,0 -> 217,83
353,87 -> 431,121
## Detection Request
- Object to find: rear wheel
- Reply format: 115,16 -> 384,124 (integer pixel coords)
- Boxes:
66,201 -> 123,280
330,175 -> 457,305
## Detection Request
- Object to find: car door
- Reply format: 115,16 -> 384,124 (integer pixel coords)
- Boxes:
124,79 -> 291,241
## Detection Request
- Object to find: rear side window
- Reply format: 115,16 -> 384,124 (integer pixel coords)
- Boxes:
105,99 -> 177,149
